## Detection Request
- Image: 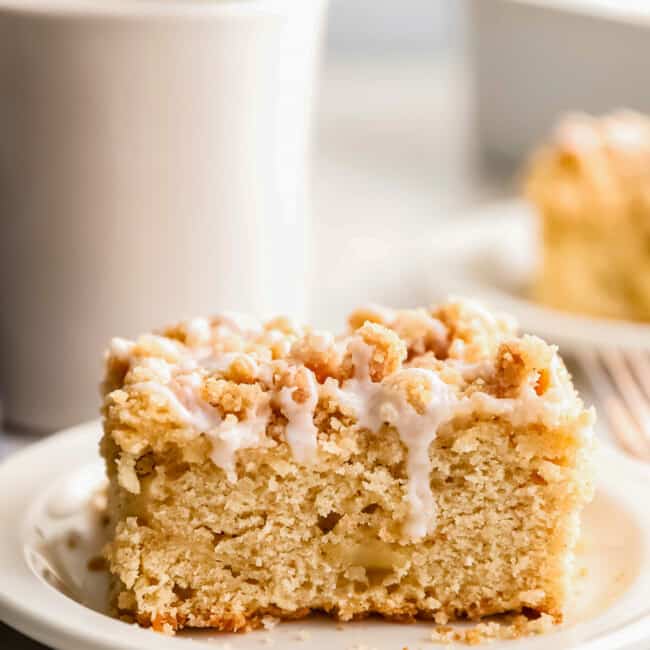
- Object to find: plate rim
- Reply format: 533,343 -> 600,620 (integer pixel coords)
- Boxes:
2,421 -> 650,650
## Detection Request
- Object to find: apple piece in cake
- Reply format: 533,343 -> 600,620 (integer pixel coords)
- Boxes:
100,301 -> 595,634
526,110 -> 650,321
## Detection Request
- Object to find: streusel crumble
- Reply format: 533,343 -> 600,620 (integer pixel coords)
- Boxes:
100,300 -> 595,634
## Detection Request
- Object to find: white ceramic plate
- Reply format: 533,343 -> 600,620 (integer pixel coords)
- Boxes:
430,200 -> 650,352
1,421 -> 650,650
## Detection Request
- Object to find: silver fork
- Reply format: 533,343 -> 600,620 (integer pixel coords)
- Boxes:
578,348 -> 650,462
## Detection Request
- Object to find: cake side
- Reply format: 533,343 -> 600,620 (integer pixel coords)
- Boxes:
100,301 -> 595,634
526,111 -> 650,321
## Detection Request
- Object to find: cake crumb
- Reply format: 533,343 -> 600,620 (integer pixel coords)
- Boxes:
295,629 -> 311,641
260,637 -> 274,646
433,611 -> 449,625
87,555 -> 108,572
261,616 -> 280,630
430,614 -> 556,645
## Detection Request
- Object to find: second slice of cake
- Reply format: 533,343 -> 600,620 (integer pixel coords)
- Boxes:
101,300 -> 595,633
526,111 -> 650,321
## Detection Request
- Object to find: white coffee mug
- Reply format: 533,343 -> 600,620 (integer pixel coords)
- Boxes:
0,0 -> 327,431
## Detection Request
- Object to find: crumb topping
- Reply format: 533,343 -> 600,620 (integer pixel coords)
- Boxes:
102,300 -> 592,541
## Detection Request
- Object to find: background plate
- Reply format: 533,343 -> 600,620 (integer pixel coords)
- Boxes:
430,200 -> 650,352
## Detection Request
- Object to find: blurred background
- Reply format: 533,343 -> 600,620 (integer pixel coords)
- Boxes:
328,0 -> 463,55
314,0 -> 490,328
313,0 -> 650,326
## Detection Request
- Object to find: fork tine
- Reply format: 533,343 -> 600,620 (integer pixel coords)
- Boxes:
578,350 -> 650,461
602,396 -> 650,461
626,350 -> 650,400
600,349 -> 650,445
577,349 -> 611,404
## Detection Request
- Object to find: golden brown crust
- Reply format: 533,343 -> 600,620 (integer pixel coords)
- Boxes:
131,601 -> 556,635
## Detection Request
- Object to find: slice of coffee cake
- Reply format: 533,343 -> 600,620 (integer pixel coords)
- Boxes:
101,301 -> 595,634
526,110 -> 650,321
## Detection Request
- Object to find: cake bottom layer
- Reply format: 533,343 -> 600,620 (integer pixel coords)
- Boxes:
104,418 -> 592,633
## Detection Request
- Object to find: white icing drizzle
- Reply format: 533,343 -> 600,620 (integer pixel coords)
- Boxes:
337,337 -> 384,430
110,318 -> 276,482
198,351 -> 258,375
337,338 -> 457,539
108,337 -> 135,361
137,355 -> 173,379
184,317 -> 212,347
133,365 -> 271,482
379,368 -> 456,539
331,338 -> 579,540
207,406 -> 270,483
175,373 -> 223,429
138,334 -> 186,361
446,359 -> 495,382
133,370 -> 221,433
452,355 -> 577,429
278,368 -> 319,463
